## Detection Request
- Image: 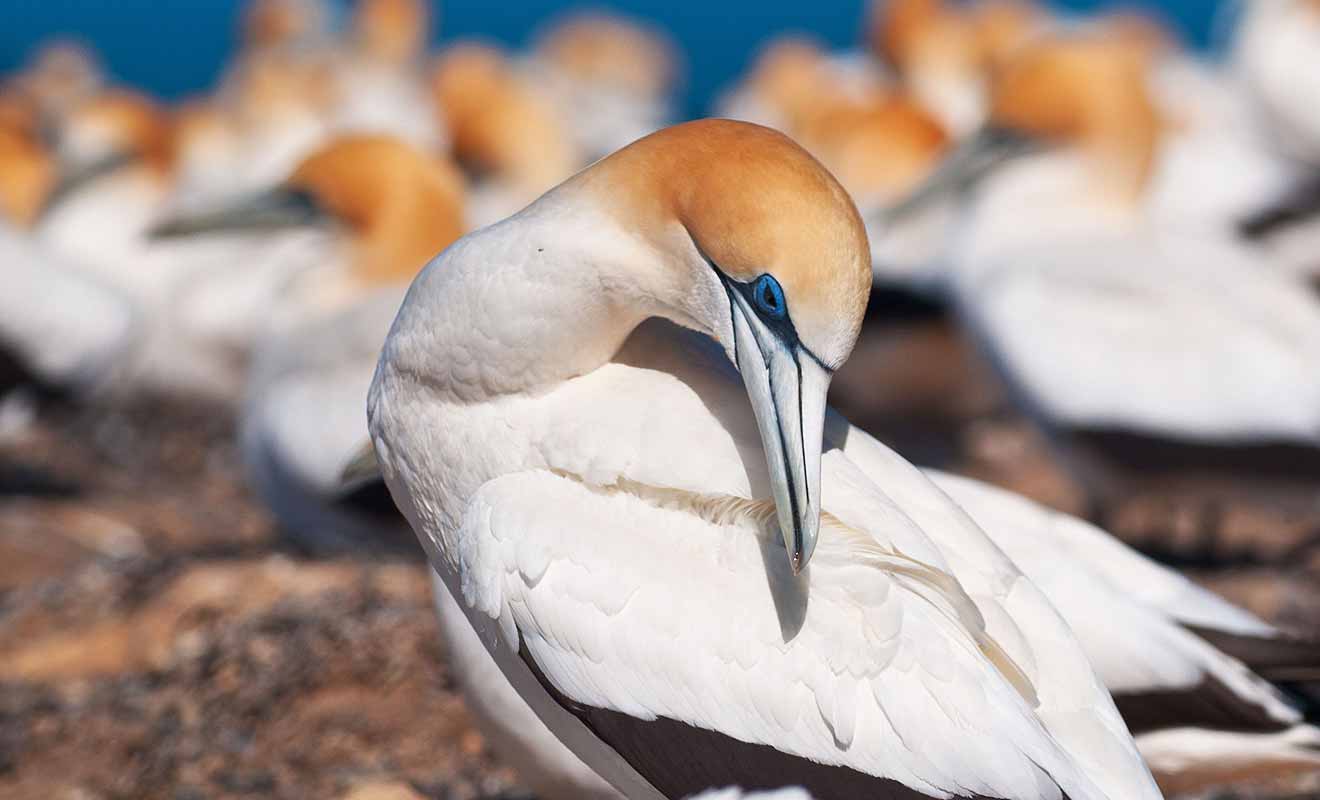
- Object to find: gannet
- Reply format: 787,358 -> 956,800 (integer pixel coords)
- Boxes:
328,0 -> 445,151
36,90 -> 330,399
527,13 -> 681,160
886,32 -> 1320,513
869,0 -> 1044,138
0,121 -> 134,396
1231,0 -> 1320,282
158,135 -> 466,553
430,44 -> 582,227
420,457 -> 1320,796
365,119 -> 1161,800
1234,0 -> 1320,167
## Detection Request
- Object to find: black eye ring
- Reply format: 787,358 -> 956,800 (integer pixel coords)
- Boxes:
753,274 -> 786,320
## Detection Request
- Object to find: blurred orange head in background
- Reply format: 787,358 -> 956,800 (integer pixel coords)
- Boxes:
0,126 -> 57,227
535,14 -> 680,98
802,93 -> 950,201
431,44 -> 579,195
288,134 -> 467,284
241,0 -> 331,51
353,0 -> 431,65
988,33 -> 1163,201
61,90 -> 175,178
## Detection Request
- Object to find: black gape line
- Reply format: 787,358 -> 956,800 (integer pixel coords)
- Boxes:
697,247 -> 833,372
699,248 -> 834,564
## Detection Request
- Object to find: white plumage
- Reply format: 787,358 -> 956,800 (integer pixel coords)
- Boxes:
366,121 -> 1162,800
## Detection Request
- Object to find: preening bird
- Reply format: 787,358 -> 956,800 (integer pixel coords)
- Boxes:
365,119 -> 1161,800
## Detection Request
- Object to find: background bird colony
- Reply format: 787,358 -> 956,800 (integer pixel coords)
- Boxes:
1,0 -> 1319,798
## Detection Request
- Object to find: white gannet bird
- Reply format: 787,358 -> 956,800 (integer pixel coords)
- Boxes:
429,571 -> 624,800
868,0 -> 1046,139
417,459 -> 1320,799
1230,0 -> 1320,283
327,0 -> 445,151
430,44 -> 582,228
0,121 -> 135,398
885,33 -> 1320,514
1233,0 -> 1320,167
365,119 -> 1161,800
714,36 -> 892,136
526,13 -> 681,161
160,135 -> 467,553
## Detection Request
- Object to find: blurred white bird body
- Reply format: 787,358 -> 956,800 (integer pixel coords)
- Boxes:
528,15 -> 680,160
367,120 -> 1160,800
0,222 -> 136,392
154,135 -> 469,550
944,119 -> 1320,445
1234,0 -> 1320,166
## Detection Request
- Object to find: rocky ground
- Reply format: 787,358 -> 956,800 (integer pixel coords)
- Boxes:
2,312 -> 1320,799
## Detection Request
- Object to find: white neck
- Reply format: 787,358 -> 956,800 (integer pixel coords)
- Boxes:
378,188 -> 686,404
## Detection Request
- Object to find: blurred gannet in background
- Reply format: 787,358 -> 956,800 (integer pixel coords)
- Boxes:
1231,0 -> 1320,282
431,44 -> 582,226
203,49 -> 338,203
869,0 -> 1045,138
4,40 -> 105,130
885,31 -> 1320,513
715,37 -> 891,135
527,14 -> 681,160
157,135 -> 467,553
365,119 -> 1161,800
1234,0 -> 1320,167
0,118 -> 134,400
238,0 -> 335,54
35,89 -> 330,399
328,0 -> 445,150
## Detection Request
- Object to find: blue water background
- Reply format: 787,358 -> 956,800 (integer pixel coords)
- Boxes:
0,1 -> 1234,116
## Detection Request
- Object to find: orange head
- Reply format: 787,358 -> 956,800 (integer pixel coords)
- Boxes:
870,0 -> 977,75
800,92 -> 950,200
288,134 -> 467,284
0,90 -> 40,139
353,0 -> 430,64
970,0 -> 1045,69
989,34 -> 1162,200
223,50 -> 336,128
0,126 -> 57,227
240,0 -> 330,50
14,41 -> 103,116
574,119 -> 871,364
61,90 -> 174,177
431,44 -> 579,193
535,14 -> 679,97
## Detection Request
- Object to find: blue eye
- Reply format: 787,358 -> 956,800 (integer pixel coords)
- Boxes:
752,274 -> 786,320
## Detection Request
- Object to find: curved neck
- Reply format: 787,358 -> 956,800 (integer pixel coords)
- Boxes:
381,191 -> 674,404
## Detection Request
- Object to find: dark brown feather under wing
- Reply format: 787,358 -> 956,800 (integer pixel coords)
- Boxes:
518,641 -> 1027,800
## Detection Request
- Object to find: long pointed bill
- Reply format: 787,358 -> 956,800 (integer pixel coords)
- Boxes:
729,299 -> 830,575
880,125 -> 1038,225
147,187 -> 324,239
